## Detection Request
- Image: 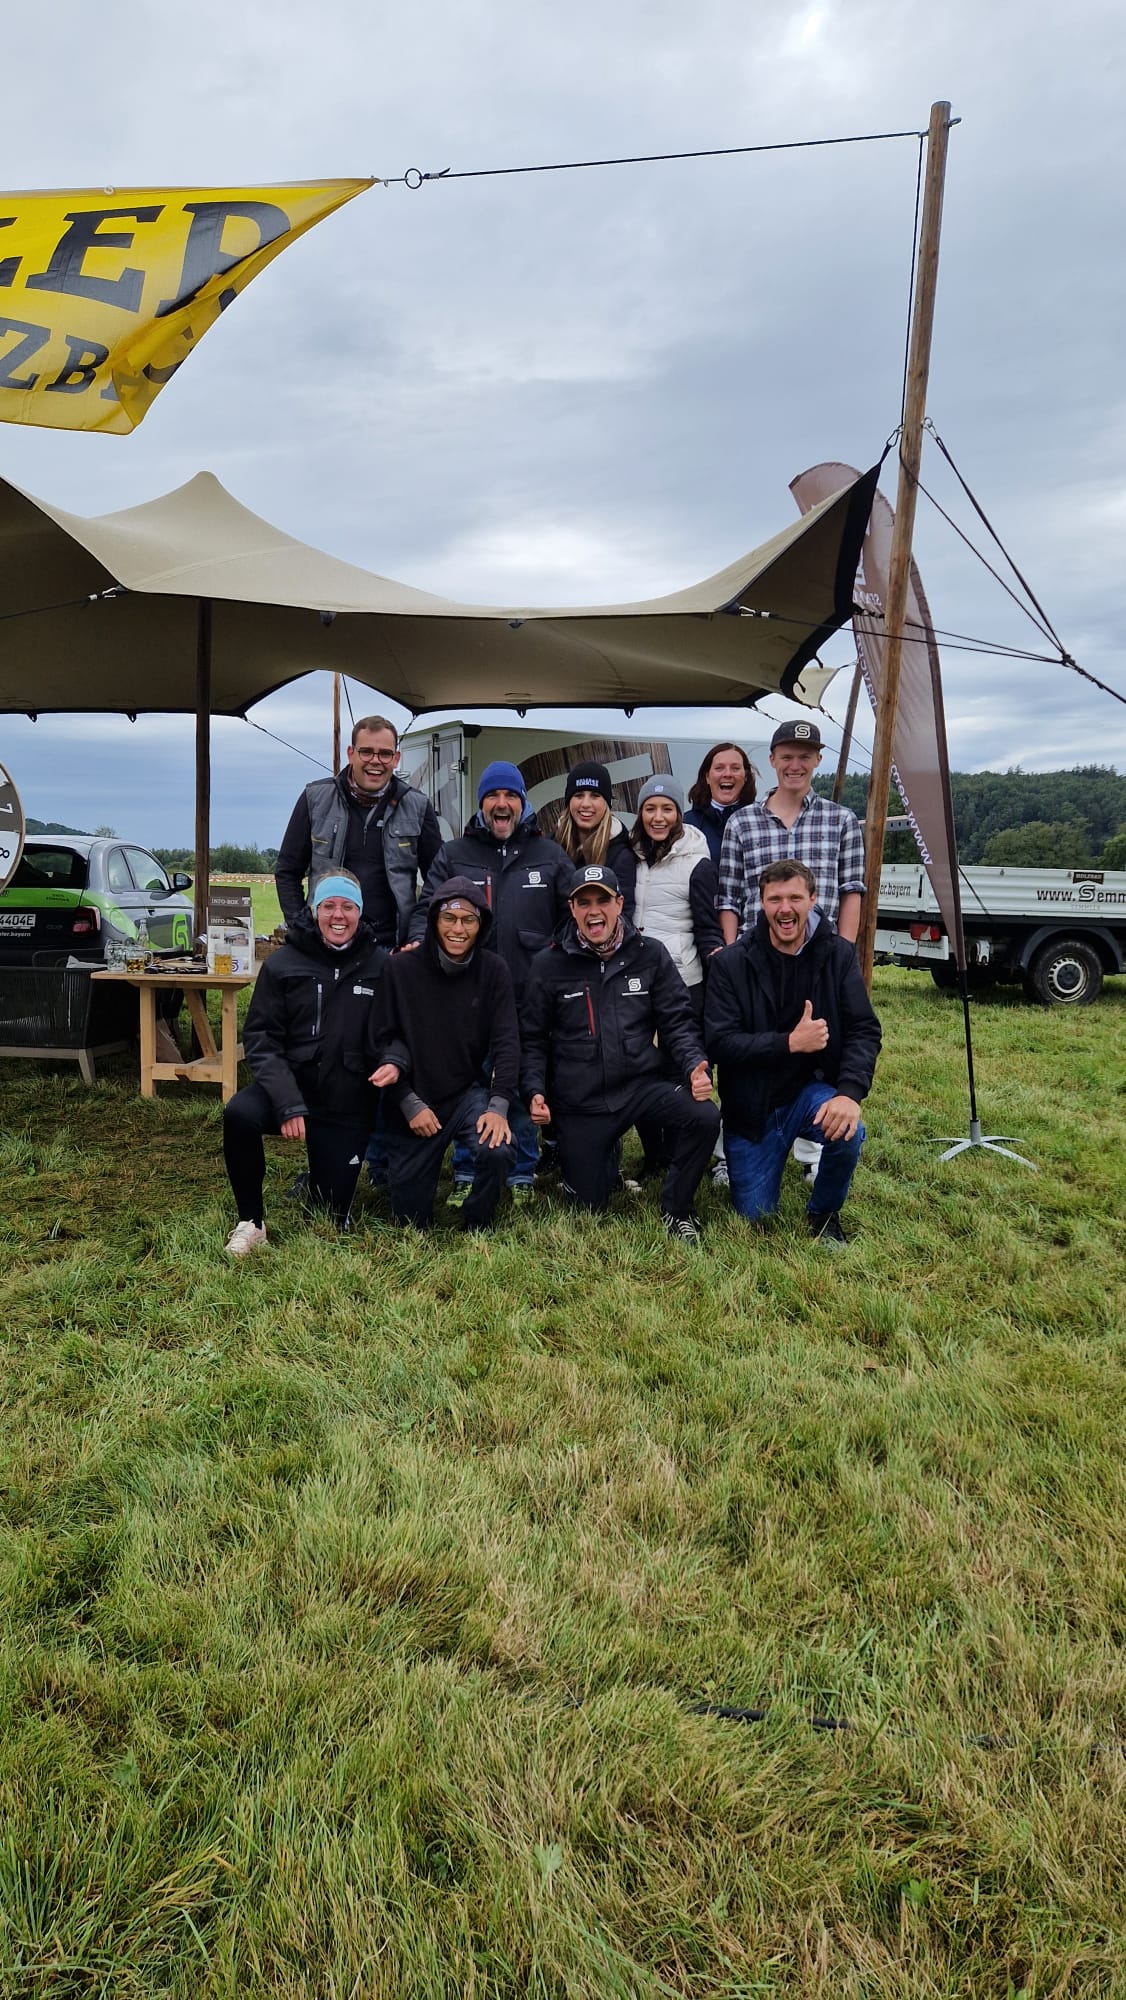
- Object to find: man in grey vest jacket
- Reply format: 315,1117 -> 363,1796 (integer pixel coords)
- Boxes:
275,715 -> 442,948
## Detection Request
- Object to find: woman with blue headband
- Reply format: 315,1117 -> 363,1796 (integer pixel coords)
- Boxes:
221,872 -> 389,1254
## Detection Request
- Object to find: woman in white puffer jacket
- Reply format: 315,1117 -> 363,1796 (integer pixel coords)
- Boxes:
631,777 -> 723,999
630,776 -> 726,1183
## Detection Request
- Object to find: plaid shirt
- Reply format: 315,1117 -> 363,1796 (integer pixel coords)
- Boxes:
716,791 -> 867,930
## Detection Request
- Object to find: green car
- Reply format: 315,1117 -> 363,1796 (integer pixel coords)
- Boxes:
0,836 -> 195,965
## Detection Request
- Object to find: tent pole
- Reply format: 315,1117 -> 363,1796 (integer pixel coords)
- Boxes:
857,100 -> 953,989
194,598 -> 212,946
333,671 -> 341,775
832,661 -> 863,803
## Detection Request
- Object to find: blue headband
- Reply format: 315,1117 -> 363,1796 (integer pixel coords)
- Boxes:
312,876 -> 362,911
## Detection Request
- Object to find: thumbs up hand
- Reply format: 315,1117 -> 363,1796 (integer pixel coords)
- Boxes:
789,998 -> 830,1053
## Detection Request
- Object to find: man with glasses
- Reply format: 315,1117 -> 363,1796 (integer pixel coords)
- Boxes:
276,714 -> 442,948
374,878 -> 517,1231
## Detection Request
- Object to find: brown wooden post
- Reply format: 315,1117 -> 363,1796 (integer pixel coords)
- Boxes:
857,100 -> 954,987
194,598 -> 212,946
833,661 -> 863,803
333,671 -> 342,775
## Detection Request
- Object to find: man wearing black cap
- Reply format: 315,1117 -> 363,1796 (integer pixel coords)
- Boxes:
410,758 -> 573,1203
716,719 -> 866,945
521,864 -> 720,1243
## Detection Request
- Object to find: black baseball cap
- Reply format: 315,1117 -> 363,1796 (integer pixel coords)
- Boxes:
770,718 -> 822,751
567,863 -> 621,899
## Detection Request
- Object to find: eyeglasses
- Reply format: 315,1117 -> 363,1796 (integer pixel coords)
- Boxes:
436,908 -> 480,924
354,748 -> 397,761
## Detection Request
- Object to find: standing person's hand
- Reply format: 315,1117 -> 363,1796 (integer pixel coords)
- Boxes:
280,1116 -> 306,1141
409,1107 -> 441,1137
369,1063 -> 400,1088
529,1094 -> 552,1124
688,1062 -> 713,1101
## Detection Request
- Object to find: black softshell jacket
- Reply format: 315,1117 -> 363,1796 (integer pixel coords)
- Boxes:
242,910 -> 388,1124
521,920 -> 706,1117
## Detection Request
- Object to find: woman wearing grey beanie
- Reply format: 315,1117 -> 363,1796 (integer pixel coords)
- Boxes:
630,776 -> 727,1185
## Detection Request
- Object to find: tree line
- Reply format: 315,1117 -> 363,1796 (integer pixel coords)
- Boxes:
24,823 -> 282,873
152,843 -> 281,874
28,768 -> 1126,875
814,767 -> 1126,868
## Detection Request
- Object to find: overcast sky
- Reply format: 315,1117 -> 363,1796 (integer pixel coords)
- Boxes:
1,0 -> 1123,844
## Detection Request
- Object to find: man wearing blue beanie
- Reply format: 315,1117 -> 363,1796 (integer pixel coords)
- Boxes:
409,756 -> 573,1202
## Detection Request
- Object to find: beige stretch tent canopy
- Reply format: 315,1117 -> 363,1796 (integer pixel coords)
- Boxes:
0,462 -> 877,925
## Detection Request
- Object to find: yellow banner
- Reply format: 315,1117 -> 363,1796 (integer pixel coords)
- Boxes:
0,179 -> 372,434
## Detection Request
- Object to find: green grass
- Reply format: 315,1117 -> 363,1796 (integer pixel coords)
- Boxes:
0,969 -> 1124,1996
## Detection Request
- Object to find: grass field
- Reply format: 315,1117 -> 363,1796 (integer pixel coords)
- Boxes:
0,959 -> 1124,1997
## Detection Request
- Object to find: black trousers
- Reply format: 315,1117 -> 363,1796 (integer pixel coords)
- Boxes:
556,1079 -> 720,1218
635,983 -> 706,1171
223,1081 -> 368,1227
383,1084 -> 515,1229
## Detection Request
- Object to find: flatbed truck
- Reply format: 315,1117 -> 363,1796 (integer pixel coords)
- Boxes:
875,863 -> 1126,1004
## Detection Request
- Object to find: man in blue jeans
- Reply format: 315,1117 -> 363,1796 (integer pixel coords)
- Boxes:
704,858 -> 881,1246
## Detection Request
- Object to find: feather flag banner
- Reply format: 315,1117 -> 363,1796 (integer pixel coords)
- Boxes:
0,179 -> 371,433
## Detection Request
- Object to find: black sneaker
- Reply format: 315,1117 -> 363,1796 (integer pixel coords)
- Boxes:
284,1170 -> 310,1203
808,1209 -> 848,1248
662,1212 -> 701,1246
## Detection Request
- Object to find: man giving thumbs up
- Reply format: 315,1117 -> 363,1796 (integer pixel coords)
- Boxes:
704,859 -> 882,1247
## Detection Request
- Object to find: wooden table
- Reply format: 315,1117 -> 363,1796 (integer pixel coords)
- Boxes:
92,965 -> 255,1102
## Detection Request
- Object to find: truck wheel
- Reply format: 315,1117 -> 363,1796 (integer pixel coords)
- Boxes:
929,963 -> 996,994
1025,937 -> 1103,1006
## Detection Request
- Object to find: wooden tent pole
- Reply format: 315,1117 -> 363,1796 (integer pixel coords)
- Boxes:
333,671 -> 342,775
194,598 -> 212,946
833,661 -> 863,803
857,100 -> 954,988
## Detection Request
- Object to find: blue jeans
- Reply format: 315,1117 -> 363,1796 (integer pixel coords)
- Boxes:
724,1083 -> 865,1223
452,1090 -> 537,1189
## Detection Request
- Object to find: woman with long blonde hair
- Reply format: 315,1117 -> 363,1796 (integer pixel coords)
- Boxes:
555,761 -> 637,915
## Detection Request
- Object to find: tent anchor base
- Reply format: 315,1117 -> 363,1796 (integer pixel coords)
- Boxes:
930,1119 -> 1037,1169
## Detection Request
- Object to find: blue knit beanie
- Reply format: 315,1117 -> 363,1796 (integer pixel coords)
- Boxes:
477,760 -> 527,804
312,874 -> 363,911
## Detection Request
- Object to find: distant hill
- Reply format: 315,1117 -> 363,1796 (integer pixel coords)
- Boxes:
26,817 -> 89,836
814,766 -> 1126,865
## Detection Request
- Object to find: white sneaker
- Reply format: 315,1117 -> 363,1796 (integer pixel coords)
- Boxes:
225,1220 -> 267,1257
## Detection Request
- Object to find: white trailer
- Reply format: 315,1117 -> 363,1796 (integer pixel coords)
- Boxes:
400,720 -> 770,842
875,862 -> 1126,1004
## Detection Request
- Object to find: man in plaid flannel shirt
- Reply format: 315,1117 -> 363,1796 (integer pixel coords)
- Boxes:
717,719 -> 866,946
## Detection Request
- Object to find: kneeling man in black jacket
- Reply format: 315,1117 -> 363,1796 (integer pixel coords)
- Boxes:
522,864 -> 720,1243
704,858 -> 881,1247
374,876 -> 517,1230
222,873 -> 388,1254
